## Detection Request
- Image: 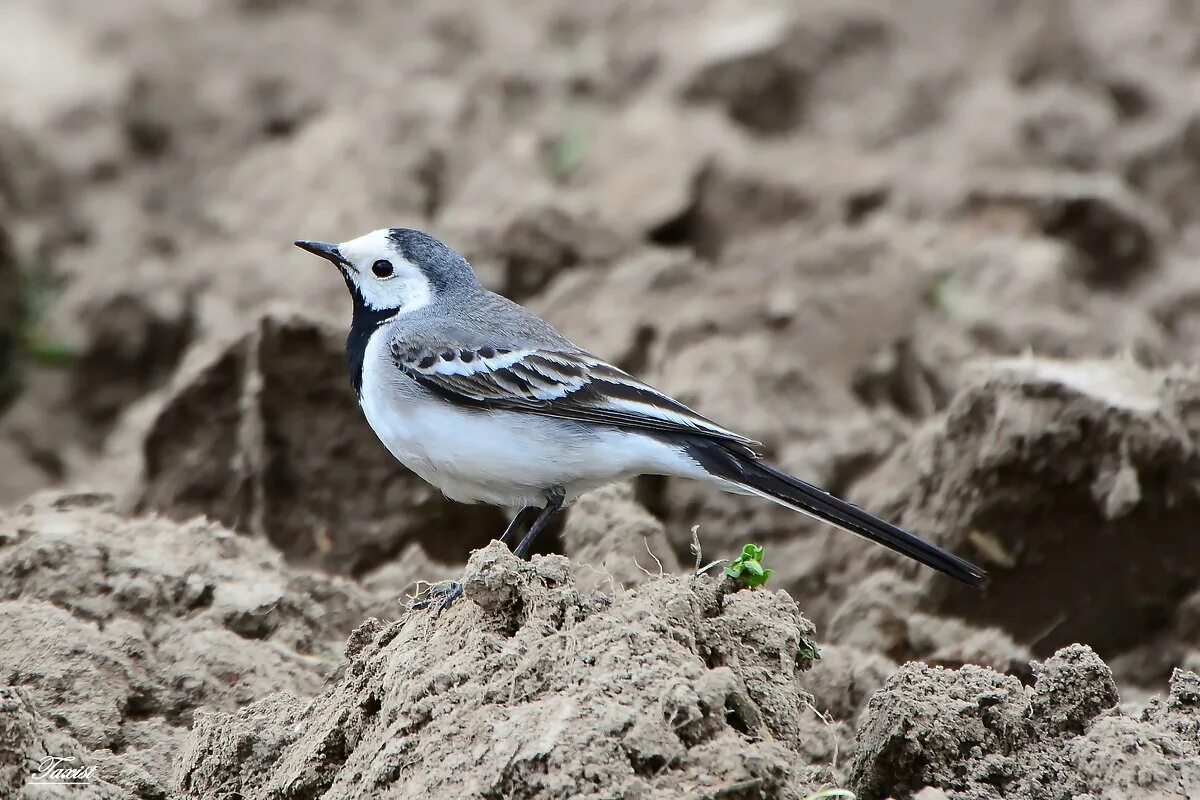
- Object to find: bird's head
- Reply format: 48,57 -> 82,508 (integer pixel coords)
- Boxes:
295,227 -> 480,315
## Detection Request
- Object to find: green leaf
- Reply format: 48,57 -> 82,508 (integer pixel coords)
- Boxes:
546,125 -> 591,181
741,544 -> 763,561
725,542 -> 773,589
25,339 -> 78,366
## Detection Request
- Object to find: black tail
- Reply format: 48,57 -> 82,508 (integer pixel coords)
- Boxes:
684,438 -> 986,586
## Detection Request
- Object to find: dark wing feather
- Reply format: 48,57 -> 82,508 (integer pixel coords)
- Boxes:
391,343 -> 760,453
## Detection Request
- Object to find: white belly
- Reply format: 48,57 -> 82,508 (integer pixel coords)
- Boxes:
358,386 -> 706,508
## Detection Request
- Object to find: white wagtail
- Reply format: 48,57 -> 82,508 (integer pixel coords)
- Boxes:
296,228 -> 985,610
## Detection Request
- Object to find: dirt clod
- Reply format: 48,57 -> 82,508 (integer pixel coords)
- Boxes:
965,173 -> 1166,288
851,645 -> 1198,800
848,357 -> 1200,658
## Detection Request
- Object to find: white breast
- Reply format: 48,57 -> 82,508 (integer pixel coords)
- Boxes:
356,334 -> 708,508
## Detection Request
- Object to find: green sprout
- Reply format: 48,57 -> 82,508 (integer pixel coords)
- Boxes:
20,266 -> 77,366
724,543 -> 773,589
1,258 -> 76,412
545,124 -> 591,182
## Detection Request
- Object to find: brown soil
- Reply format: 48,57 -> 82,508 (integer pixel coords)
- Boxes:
852,645 -> 1200,800
3,0 -> 1200,798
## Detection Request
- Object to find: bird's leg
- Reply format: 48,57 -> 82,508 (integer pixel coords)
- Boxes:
411,505 -> 549,614
512,486 -> 565,559
499,506 -> 540,547
410,580 -> 463,615
413,494 -> 564,615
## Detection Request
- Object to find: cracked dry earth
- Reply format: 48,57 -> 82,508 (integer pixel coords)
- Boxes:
4,0 -> 1200,798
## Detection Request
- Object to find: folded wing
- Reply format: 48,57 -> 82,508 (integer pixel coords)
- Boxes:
391,342 -> 760,454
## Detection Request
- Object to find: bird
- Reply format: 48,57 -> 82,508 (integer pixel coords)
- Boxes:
295,228 -> 985,611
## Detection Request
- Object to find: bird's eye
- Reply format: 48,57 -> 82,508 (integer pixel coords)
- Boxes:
371,259 -> 394,279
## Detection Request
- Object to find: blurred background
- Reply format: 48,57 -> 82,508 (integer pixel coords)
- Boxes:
3,0 -> 1200,703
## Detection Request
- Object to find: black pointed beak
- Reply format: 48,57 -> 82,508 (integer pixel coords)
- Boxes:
294,240 -> 349,267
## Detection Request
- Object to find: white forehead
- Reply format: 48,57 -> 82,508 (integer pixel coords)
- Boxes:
338,228 -> 399,266
334,227 -> 432,314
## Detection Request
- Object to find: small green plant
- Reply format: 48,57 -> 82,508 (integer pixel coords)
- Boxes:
0,258 -> 76,413
723,543 -> 773,589
802,790 -> 855,800
20,263 -> 77,365
545,123 -> 591,182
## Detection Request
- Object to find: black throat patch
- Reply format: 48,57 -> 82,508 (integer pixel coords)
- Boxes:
343,272 -> 397,398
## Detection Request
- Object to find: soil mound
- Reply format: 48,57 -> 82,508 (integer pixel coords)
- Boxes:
178,542 -> 827,800
0,492 -> 391,795
851,645 -> 1200,800
847,357 -> 1200,658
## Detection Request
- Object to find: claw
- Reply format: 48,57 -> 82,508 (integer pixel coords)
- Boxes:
409,581 -> 464,615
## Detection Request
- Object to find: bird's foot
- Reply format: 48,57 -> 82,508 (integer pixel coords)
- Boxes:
409,581 -> 464,616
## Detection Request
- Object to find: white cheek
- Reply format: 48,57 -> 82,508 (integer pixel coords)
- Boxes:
359,265 -> 432,313
395,266 -> 432,314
